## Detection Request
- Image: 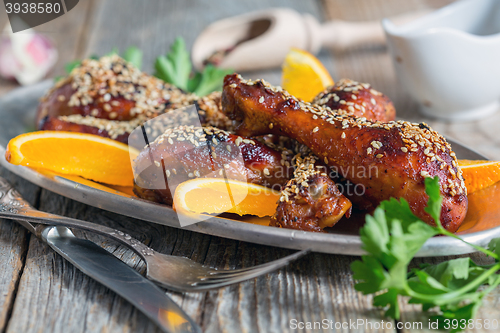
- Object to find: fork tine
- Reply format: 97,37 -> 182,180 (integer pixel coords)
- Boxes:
194,249 -> 310,286
204,249 -> 310,277
193,265 -> 292,288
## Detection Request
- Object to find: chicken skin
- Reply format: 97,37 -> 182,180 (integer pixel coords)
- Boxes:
37,55 -> 233,143
312,79 -> 396,122
222,74 -> 468,232
271,155 -> 352,232
133,125 -> 293,205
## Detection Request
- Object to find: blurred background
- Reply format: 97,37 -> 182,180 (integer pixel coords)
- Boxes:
3,0 -> 500,161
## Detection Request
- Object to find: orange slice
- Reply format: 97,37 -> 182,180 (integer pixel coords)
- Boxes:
173,178 -> 280,217
458,159 -> 500,194
281,48 -> 334,102
6,131 -> 137,186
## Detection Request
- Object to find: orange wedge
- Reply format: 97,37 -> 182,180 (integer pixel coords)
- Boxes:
6,131 -> 137,186
173,178 -> 280,217
458,159 -> 500,194
281,48 -> 334,102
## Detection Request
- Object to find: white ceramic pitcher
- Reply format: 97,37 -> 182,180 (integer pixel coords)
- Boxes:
383,0 -> 500,121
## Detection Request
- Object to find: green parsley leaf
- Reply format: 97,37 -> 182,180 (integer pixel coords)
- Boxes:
409,258 -> 481,291
351,176 -> 500,330
154,37 -> 191,91
187,72 -> 202,93
154,38 -> 233,95
424,176 -> 443,229
122,46 -> 143,70
432,302 -> 482,333
488,238 -> 500,260
64,60 -> 82,74
193,64 -> 233,97
106,47 -> 119,56
373,289 -> 400,319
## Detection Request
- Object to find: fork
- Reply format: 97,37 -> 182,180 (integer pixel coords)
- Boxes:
0,177 -> 309,292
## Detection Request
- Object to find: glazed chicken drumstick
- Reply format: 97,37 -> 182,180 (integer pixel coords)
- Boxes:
133,125 -> 295,205
312,78 -> 396,122
132,124 -> 353,231
37,55 -> 232,143
222,74 -> 468,232
271,154 -> 352,232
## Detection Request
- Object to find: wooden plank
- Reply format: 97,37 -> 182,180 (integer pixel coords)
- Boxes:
0,167 -> 41,332
6,190 -> 396,333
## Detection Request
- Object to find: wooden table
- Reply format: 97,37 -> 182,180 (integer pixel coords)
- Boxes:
1,1 -> 500,332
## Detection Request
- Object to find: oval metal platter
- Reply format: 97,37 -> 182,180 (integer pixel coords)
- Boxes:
1,81 -> 500,257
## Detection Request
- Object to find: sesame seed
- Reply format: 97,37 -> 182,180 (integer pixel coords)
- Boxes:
57,95 -> 66,102
341,132 -> 346,139
401,147 -> 408,152
367,147 -> 373,154
263,168 -> 270,176
259,96 -> 264,103
154,161 -> 160,167
371,98 -> 376,105
226,145 -> 232,152
194,170 -> 200,177
165,169 -> 171,177
313,127 -> 319,133
324,157 -> 329,164
376,154 -> 383,158
188,173 -> 194,178
269,123 -> 274,129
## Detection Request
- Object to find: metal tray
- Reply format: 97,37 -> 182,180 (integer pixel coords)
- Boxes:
1,81 -> 499,257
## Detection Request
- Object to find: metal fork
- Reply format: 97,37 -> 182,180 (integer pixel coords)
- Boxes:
0,177 -> 309,292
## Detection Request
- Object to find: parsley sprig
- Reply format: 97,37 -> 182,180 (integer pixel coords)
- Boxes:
352,177 -> 500,332
154,37 -> 233,96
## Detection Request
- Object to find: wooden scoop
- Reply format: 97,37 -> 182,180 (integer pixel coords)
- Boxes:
192,8 -> 429,71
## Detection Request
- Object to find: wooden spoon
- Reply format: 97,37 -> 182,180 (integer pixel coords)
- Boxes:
192,7 -> 429,71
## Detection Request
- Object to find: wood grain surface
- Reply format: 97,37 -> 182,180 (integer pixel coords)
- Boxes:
1,0 -> 500,332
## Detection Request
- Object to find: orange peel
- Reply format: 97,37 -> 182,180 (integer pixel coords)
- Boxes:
281,48 -> 334,102
173,178 -> 280,217
6,131 -> 137,186
458,159 -> 500,194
